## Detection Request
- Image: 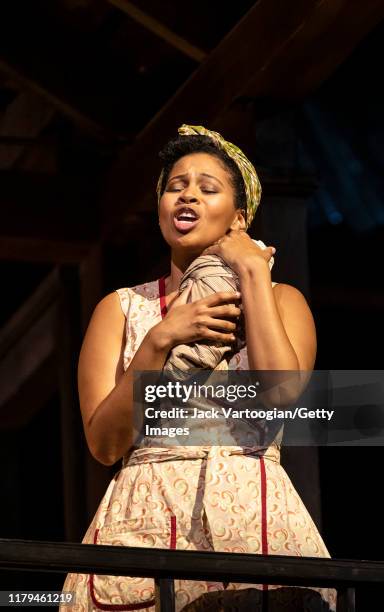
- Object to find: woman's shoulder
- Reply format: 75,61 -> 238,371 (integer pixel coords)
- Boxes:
90,291 -> 125,321
83,292 -> 126,344
270,282 -> 314,320
271,282 -> 305,297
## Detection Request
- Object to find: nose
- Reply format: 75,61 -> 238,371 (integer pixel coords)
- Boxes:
178,192 -> 199,204
178,184 -> 199,204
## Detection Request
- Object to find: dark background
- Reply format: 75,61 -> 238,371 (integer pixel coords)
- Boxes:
0,1 -> 383,607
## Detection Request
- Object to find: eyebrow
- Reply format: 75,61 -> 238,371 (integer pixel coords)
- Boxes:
167,172 -> 224,187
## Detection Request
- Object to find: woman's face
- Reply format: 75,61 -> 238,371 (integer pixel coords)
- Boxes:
159,152 -> 245,259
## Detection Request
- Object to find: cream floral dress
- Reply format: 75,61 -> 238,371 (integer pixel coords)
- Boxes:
60,276 -> 337,612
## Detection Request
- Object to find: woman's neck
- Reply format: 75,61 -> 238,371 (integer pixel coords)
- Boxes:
165,251 -> 198,294
164,260 -> 183,294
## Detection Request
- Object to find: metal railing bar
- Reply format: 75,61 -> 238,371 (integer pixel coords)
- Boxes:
0,538 -> 383,589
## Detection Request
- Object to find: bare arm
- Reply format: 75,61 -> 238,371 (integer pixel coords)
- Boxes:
201,230 -> 316,373
237,258 -> 317,406
78,292 -> 172,466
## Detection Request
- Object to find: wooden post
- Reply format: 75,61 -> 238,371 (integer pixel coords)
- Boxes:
155,578 -> 175,612
57,265 -> 88,541
337,587 -> 356,612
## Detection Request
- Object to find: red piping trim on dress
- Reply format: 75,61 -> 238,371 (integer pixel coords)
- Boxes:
170,515 -> 176,550
260,455 -> 269,607
159,276 -> 168,319
260,457 -> 268,557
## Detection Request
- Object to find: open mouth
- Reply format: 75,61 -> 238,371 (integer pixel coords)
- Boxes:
173,207 -> 200,233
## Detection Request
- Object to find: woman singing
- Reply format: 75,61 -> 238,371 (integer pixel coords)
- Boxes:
60,125 -> 336,611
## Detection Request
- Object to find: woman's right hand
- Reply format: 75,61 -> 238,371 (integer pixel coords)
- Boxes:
150,285 -> 242,350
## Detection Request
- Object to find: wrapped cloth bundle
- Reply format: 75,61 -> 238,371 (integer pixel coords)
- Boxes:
164,239 -> 274,375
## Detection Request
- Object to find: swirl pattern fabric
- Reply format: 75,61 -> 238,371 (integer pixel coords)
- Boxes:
59,275 -> 337,612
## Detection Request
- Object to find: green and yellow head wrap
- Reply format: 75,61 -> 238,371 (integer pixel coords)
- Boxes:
156,124 -> 262,229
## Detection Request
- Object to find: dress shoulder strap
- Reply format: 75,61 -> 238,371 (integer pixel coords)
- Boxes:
116,279 -> 164,371
115,278 -> 162,321
115,288 -> 131,318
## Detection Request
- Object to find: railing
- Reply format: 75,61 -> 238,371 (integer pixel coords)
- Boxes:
1,538 -> 384,611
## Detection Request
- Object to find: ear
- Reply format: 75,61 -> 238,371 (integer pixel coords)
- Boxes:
230,208 -> 247,231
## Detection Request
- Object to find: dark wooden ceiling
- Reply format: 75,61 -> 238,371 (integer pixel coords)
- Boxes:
0,0 -> 383,289
0,0 -> 256,140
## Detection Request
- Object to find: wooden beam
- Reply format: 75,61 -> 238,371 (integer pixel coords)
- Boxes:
242,0 -> 384,99
100,1 -> 370,233
101,0 -> 384,237
56,265 -> 89,541
0,135 -> 51,145
0,236 -> 94,264
108,0 -> 206,62
0,260 -> 93,539
0,355 -> 57,430
0,270 -> 59,425
0,170 -> 99,261
0,261 -> 91,538
0,59 -> 117,144
0,91 -> 54,169
0,269 -> 59,360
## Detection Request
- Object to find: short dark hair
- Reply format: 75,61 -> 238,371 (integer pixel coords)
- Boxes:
158,135 -> 246,214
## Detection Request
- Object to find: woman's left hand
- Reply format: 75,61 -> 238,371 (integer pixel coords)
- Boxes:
202,229 -> 276,274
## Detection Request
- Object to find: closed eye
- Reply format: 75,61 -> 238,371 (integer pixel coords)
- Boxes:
166,187 -> 217,193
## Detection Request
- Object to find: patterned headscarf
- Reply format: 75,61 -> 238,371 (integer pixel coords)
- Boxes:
156,124 -> 261,229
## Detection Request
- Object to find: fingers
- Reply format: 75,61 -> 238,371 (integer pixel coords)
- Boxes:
203,291 -> 241,306
204,317 -> 237,332
204,329 -> 237,344
209,304 -> 241,318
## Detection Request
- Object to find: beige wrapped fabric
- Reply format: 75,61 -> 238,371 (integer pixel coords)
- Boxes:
164,254 -> 242,376
164,239 -> 274,376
